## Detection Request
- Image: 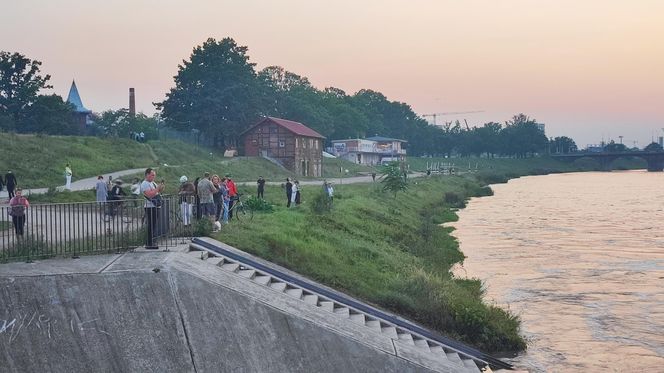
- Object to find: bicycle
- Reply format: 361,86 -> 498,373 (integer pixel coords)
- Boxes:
228,193 -> 253,221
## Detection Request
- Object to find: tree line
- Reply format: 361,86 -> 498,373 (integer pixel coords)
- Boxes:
2,40 -> 581,156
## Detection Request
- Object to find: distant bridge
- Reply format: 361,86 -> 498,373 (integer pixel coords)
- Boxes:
552,151 -> 664,171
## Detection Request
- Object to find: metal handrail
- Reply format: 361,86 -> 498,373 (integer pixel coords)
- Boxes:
0,194 -> 194,263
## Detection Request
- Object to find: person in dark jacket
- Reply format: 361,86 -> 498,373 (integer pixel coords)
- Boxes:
0,174 -> 4,192
285,178 -> 293,208
257,176 -> 265,199
5,171 -> 17,199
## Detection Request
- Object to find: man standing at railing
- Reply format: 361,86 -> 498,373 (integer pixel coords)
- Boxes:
141,168 -> 164,250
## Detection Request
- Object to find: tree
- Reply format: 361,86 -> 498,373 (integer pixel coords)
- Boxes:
500,114 -> 548,157
549,136 -> 578,154
604,140 -> 628,152
644,142 -> 663,152
20,94 -> 77,135
0,51 -> 52,125
156,38 -> 264,148
258,66 -> 335,137
380,161 -> 408,198
93,109 -> 157,139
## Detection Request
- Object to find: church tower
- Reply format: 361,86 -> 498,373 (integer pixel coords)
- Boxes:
66,80 -> 92,131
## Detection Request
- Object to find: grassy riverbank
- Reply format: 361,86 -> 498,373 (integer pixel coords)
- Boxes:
216,175 -> 524,353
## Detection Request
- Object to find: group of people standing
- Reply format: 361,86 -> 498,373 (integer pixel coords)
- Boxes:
179,172 -> 238,232
285,178 -> 301,207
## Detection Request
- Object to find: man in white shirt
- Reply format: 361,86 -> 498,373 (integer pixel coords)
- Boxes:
140,168 -> 164,250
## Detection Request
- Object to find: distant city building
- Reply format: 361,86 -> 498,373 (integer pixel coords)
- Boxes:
329,136 -> 407,165
66,80 -> 92,131
536,123 -> 545,134
241,117 -> 324,177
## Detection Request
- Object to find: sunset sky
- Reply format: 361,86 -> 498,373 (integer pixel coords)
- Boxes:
2,0 -> 663,147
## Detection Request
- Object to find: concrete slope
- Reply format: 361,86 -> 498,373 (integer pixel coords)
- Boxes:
0,251 -> 448,372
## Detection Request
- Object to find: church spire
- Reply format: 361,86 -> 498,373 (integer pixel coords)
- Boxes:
66,80 -> 91,113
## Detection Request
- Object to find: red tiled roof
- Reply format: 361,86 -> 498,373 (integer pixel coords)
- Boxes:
257,117 -> 325,138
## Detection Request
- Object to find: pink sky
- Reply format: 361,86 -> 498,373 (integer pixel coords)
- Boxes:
2,0 -> 663,147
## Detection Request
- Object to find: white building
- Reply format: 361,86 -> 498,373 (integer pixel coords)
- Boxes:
329,136 -> 407,165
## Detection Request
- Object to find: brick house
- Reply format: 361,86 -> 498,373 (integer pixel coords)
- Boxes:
241,117 -> 325,177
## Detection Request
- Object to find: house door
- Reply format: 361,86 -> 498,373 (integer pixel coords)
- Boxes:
357,154 -> 362,164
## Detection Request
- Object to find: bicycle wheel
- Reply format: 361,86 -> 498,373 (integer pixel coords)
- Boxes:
235,203 -> 247,221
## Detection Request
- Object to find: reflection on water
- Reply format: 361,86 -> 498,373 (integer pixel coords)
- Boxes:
451,171 -> 664,372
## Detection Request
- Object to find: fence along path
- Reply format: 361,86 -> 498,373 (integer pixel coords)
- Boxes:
0,195 -> 193,262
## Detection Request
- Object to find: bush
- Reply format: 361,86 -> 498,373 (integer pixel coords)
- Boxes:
244,195 -> 274,213
444,191 -> 465,208
193,218 -> 212,236
310,190 -> 333,214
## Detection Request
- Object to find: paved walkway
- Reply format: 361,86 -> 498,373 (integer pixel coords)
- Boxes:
0,168 -> 147,200
1,168 -> 426,201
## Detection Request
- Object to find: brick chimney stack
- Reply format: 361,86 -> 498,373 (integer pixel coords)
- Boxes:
129,88 -> 136,118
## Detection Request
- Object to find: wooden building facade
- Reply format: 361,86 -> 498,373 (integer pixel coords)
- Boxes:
241,117 -> 325,177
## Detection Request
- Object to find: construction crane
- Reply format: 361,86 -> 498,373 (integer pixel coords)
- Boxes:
422,111 -> 484,126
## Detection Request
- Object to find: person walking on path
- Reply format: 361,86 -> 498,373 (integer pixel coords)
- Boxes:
141,168 -> 165,250
285,178 -> 293,208
95,176 -> 107,203
257,176 -> 265,199
64,163 -> 73,190
9,188 -> 29,237
0,174 -> 4,193
5,171 -> 17,199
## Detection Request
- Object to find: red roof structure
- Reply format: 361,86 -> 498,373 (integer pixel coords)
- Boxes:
244,117 -> 325,139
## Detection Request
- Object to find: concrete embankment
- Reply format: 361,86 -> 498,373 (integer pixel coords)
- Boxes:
0,244 -> 486,372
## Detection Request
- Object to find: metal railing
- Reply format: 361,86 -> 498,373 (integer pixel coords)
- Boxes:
0,195 -> 195,263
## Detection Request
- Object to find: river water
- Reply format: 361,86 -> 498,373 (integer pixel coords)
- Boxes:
451,171 -> 664,372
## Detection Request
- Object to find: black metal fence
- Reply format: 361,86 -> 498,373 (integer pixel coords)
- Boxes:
0,195 -> 195,263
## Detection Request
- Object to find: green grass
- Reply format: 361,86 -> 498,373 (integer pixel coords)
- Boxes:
214,176 -> 525,353
0,133 -> 378,194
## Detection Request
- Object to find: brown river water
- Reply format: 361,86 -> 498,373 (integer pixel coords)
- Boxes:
451,170 -> 664,372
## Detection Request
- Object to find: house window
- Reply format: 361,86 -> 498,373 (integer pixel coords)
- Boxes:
315,140 -> 318,149
279,140 -> 285,148
295,138 -> 298,147
309,139 -> 313,148
302,139 -> 306,149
